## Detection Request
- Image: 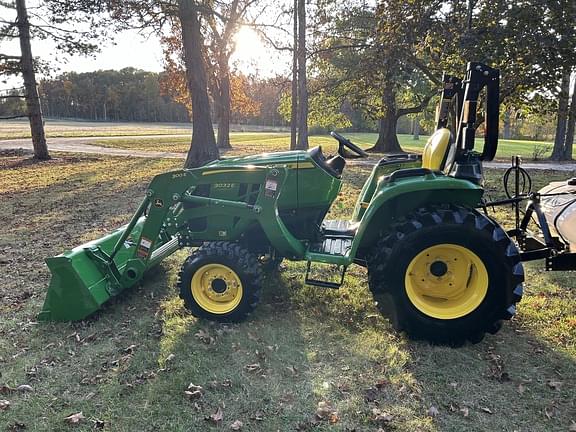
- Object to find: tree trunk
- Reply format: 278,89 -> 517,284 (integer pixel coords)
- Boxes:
216,61 -> 232,150
296,0 -> 308,150
562,73 -> 576,160
178,0 -> 219,168
290,0 -> 298,150
551,67 -> 571,161
16,0 -> 49,160
503,107 -> 511,139
412,117 -> 420,140
368,86 -> 402,153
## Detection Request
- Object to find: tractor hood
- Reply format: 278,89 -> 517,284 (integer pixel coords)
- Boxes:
207,150 -> 307,168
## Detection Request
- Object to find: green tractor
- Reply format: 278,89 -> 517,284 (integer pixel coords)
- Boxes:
40,62 -> 524,345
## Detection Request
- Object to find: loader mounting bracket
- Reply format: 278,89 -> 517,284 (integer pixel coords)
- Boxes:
85,246 -> 123,295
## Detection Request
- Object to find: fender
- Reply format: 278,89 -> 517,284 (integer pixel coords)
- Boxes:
349,171 -> 483,259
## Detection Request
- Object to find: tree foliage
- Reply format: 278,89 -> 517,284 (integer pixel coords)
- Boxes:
39,69 -> 190,122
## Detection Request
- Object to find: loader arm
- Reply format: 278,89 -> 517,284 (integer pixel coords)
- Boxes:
39,165 -> 305,321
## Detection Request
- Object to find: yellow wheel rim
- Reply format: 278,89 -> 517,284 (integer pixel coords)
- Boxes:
405,244 -> 488,319
190,263 -> 243,314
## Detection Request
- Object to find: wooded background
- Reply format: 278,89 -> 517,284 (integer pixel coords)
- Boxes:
1,0 -> 575,165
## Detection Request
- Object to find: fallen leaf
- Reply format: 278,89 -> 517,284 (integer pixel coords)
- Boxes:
187,383 -> 204,393
375,379 -> 388,389
449,382 -> 458,389
547,380 -> 563,390
184,390 -> 203,400
124,344 -> 137,354
17,385 -> 33,393
250,411 -> 264,421
0,385 -> 15,394
372,408 -> 393,423
481,407 -> 493,414
427,406 -> 440,417
165,353 -> 176,362
245,363 -> 261,372
230,420 -> 243,430
92,419 -> 105,429
64,412 -> 85,424
195,329 -> 215,345
287,365 -> 298,375
517,384 -> 526,394
0,399 -> 10,410
544,406 -> 553,420
460,407 -> 469,417
316,400 -> 337,421
206,407 -> 224,424
7,421 -> 26,431
569,421 -> 576,431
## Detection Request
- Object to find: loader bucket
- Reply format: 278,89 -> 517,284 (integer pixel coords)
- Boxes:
38,219 -> 146,322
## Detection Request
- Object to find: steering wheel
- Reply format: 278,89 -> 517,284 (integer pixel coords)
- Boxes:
330,131 -> 369,158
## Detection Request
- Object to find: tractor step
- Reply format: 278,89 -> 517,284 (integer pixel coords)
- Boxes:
305,261 -> 347,289
309,236 -> 353,255
305,236 -> 351,288
322,219 -> 359,236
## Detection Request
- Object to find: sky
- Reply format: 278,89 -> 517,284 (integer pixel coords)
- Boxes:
2,20 -> 288,89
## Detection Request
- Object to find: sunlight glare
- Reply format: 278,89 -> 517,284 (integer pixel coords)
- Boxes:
232,26 -> 280,76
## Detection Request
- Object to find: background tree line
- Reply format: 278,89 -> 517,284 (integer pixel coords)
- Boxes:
1,0 -> 575,164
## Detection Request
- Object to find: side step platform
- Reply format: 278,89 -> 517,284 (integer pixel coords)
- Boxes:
305,236 -> 352,288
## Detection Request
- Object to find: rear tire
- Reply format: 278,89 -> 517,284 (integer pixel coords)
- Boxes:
367,205 -> 524,346
178,242 -> 263,322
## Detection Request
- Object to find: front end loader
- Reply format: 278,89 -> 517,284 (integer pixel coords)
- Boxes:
41,62 -> 530,345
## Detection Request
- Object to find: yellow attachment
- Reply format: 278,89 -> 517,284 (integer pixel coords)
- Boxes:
421,128 -> 452,171
405,244 -> 488,319
190,263 -> 243,314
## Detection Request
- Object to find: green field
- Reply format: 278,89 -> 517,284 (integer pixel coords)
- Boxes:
0,150 -> 574,431
0,119 -> 563,161
93,132 -> 558,161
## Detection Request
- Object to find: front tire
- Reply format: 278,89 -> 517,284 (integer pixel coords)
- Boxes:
367,205 -> 524,346
178,242 -> 263,322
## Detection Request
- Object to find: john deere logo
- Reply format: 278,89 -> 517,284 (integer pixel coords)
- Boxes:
154,199 -> 164,208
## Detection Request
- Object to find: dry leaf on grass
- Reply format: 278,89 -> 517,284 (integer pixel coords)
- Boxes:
64,412 -> 85,424
0,399 -> 10,410
569,421 -> 576,431
427,406 -> 440,417
230,420 -> 243,430
460,407 -> 470,417
17,385 -> 33,393
7,421 -> 26,431
184,390 -> 203,400
206,407 -> 224,424
124,344 -> 137,354
250,411 -> 264,421
481,407 -> 493,414
372,408 -> 393,423
195,329 -> 215,345
547,380 -> 563,390
315,401 -> 339,424
0,385 -> 16,394
92,419 -> 105,429
245,363 -> 261,372
184,383 -> 204,400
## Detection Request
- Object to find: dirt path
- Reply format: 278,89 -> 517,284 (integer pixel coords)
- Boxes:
2,135 -> 576,171
0,135 -> 187,159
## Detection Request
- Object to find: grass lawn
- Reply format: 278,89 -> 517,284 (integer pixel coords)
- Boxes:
92,132 -> 561,162
0,152 -> 575,431
0,119 -> 193,140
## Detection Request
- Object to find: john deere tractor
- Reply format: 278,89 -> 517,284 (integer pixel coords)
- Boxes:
40,63 -> 525,345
